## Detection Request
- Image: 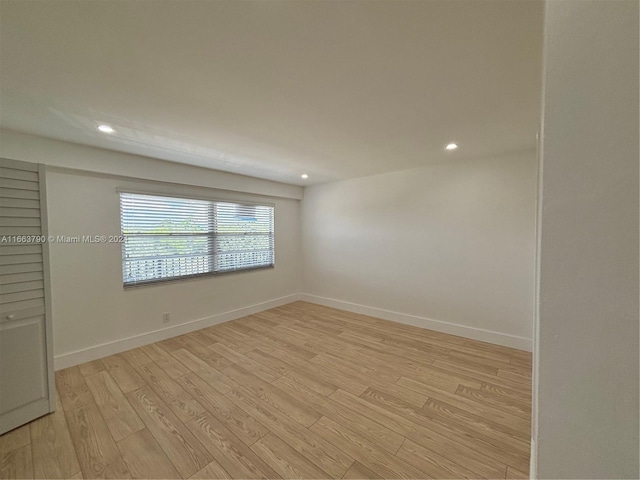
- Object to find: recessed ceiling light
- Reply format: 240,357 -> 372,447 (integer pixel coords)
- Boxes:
301,174 -> 309,179
445,143 -> 458,151
97,124 -> 115,133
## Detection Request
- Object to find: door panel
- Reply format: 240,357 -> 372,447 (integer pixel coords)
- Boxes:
0,158 -> 53,434
0,314 -> 48,412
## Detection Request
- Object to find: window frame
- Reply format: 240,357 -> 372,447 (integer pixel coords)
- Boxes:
118,189 -> 275,288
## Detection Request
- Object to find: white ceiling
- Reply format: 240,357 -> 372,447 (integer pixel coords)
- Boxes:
0,0 -> 543,186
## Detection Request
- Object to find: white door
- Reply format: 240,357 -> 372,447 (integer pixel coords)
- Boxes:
0,157 -> 54,434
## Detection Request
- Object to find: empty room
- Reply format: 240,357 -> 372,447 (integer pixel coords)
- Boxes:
0,1 -> 638,479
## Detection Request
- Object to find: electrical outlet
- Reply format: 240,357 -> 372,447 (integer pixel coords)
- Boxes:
162,312 -> 170,323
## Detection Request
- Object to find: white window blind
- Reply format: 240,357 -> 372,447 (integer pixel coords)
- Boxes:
120,192 -> 274,286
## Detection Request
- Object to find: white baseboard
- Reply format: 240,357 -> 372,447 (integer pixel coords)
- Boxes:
54,294 -> 300,370
299,293 -> 532,351
55,291 -> 532,369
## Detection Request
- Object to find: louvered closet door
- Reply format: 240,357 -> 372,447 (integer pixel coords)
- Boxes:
0,157 -> 54,434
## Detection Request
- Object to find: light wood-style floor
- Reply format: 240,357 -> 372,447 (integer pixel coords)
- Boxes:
0,301 -> 532,479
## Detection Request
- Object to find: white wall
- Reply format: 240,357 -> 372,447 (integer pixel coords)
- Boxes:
0,129 -> 303,200
0,133 -> 302,368
301,151 -> 537,349
534,1 -> 639,478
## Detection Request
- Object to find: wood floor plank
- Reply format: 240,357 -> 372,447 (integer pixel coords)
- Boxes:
172,335 -> 233,371
478,381 -> 532,405
509,356 -> 533,370
256,308 -> 299,324
239,314 -> 281,329
497,368 -> 532,385
310,352 -> 428,407
506,465 -> 529,479
267,348 -> 367,396
116,429 -> 181,479
397,377 -> 531,435
209,343 -> 281,383
271,324 -> 314,345
439,354 -> 500,376
186,411 -> 280,479
281,323 -> 433,405
256,318 -> 345,347
30,395 -> 81,479
361,387 -> 530,469
101,354 -> 146,393
288,323 -> 365,357
389,360 -> 477,393
367,379 -> 428,409
396,438 -> 483,479
0,424 -> 30,454
189,460 -> 231,479
206,341 -> 249,363
292,317 -> 347,337
432,359 -> 531,392
225,323 -> 317,361
508,349 -> 533,362
455,384 -> 531,419
330,389 -> 508,479
56,367 -> 94,411
9,302 -> 530,480
465,340 -> 526,361
380,336 -> 452,362
77,360 -> 106,377
338,327 -> 384,343
341,461 -> 381,479
199,327 -> 254,354
64,401 -> 131,479
283,324 -> 365,361
120,348 -> 153,368
85,371 -> 145,442
171,348 -> 240,394
273,376 -> 404,455
0,444 -> 33,479
126,386 -> 213,478
175,373 -> 270,447
309,308 -> 456,351
378,324 -> 510,364
225,385 -> 354,478
186,330 -> 218,347
156,337 -> 183,352
334,333 -> 438,375
133,361 -> 207,423
309,416 -> 429,479
222,364 -> 321,428
251,433 -> 329,479
420,394 -> 531,454
448,350 -> 523,372
302,303 -> 509,360
138,344 -> 169,364
139,344 -> 191,379
295,308 -> 396,337
246,349 -> 337,396
211,325 -> 278,354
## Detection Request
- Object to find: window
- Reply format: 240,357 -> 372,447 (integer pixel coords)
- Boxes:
119,192 -> 274,286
